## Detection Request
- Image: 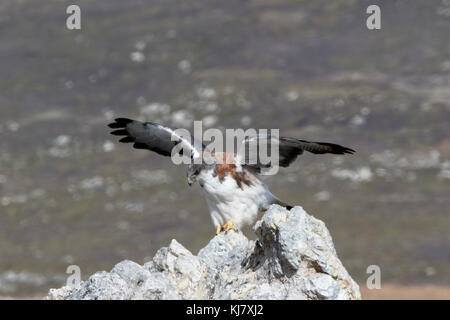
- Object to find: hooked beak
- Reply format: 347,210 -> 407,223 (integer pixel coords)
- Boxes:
187,176 -> 196,186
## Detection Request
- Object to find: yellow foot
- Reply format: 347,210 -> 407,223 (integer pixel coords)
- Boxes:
222,219 -> 238,232
216,224 -> 222,235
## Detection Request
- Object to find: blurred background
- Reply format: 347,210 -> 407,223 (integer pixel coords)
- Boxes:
0,0 -> 449,299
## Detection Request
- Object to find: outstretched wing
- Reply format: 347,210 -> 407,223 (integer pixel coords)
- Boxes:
108,118 -> 204,159
241,134 -> 355,173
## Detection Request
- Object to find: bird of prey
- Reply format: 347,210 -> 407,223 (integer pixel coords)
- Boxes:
108,118 -> 355,234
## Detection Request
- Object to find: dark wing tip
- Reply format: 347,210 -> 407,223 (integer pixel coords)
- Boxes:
133,142 -> 148,150
319,142 -> 355,155
110,129 -> 128,136
107,117 -> 134,128
114,117 -> 133,123
119,136 -> 135,143
107,122 -> 123,128
343,147 -> 356,154
108,118 -> 173,155
334,144 -> 355,154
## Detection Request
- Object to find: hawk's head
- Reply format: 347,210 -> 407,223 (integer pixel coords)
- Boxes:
186,163 -> 203,186
186,154 -> 217,186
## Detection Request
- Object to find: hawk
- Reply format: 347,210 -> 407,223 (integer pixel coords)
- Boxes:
108,118 -> 355,234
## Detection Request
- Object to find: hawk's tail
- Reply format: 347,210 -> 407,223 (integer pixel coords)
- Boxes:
272,198 -> 293,211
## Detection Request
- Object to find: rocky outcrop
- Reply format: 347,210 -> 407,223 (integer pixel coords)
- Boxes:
47,205 -> 361,300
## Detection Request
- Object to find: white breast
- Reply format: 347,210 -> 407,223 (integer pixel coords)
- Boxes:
197,169 -> 274,229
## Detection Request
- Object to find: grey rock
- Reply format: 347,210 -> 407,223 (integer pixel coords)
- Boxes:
46,205 -> 361,300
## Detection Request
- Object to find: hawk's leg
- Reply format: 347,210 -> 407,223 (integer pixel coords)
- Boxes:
215,224 -> 222,235
222,219 -> 238,232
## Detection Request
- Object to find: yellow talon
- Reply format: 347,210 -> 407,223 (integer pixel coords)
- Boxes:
222,219 -> 238,232
216,224 -> 222,235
